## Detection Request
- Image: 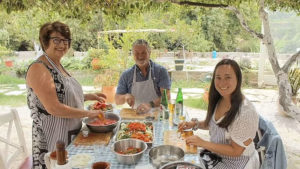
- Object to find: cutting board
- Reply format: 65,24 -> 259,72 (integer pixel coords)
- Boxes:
73,131 -> 112,146
164,130 -> 197,154
120,108 -> 159,120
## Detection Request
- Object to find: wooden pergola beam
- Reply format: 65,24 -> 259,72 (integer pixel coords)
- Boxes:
97,29 -> 175,37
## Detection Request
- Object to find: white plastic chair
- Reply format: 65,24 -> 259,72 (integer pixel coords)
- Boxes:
0,109 -> 28,169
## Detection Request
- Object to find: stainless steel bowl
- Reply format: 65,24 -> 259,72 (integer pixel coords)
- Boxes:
111,139 -> 147,165
159,161 -> 204,169
83,112 -> 120,133
149,145 -> 184,168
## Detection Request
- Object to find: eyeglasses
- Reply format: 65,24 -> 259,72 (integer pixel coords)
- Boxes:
50,37 -> 71,45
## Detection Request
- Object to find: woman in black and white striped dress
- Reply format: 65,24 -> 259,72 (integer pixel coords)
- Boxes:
179,59 -> 259,169
26,21 -> 106,169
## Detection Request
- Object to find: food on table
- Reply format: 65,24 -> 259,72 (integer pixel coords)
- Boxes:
116,147 -> 143,155
92,162 -> 110,169
70,153 -> 92,168
92,102 -> 113,111
88,119 -> 117,126
98,113 -> 104,121
117,122 -> 153,143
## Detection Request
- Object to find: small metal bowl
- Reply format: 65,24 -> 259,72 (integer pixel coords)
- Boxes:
83,112 -> 120,133
149,145 -> 185,168
159,161 -> 204,169
111,139 -> 147,165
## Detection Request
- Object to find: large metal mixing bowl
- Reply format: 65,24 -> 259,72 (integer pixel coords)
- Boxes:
149,145 -> 184,168
83,112 -> 120,133
111,139 -> 147,165
159,161 -> 205,169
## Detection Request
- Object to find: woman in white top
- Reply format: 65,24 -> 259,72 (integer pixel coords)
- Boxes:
179,59 -> 259,169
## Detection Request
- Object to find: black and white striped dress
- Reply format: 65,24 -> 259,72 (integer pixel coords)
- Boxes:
26,55 -> 84,169
206,98 -> 259,169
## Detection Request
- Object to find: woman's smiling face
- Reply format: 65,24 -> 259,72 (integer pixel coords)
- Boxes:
45,32 -> 69,58
214,64 -> 238,98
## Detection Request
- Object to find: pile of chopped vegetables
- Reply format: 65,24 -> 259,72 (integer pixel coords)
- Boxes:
116,147 -> 142,155
117,122 -> 153,142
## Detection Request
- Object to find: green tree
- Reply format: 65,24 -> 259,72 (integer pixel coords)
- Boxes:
1,0 -> 299,120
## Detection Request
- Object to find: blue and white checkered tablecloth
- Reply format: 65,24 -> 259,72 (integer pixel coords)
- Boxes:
67,111 -> 202,169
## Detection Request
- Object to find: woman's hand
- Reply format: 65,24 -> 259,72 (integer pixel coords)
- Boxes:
84,93 -> 106,102
136,103 -> 151,114
178,121 -> 195,131
86,110 -> 105,118
186,135 -> 206,147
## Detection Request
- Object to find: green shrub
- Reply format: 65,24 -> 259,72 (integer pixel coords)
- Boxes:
61,57 -> 88,70
288,67 -> 300,96
88,48 -> 122,71
14,60 -> 33,78
0,45 -> 14,60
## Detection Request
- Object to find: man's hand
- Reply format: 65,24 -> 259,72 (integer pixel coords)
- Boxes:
84,93 -> 106,102
136,103 -> 151,114
125,94 -> 135,107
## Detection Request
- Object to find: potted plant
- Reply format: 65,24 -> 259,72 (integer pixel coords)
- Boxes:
174,50 -> 184,71
88,48 -> 108,70
94,69 -> 120,103
0,45 -> 14,67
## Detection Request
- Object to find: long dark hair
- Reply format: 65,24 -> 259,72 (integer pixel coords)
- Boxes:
204,59 -> 243,128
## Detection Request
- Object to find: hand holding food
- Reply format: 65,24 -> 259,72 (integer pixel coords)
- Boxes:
84,93 -> 106,103
178,121 -> 194,131
186,135 -> 205,147
136,103 -> 151,114
91,101 -> 113,111
86,110 -> 105,119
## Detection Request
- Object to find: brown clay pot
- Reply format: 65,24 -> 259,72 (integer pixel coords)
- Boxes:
5,60 -> 13,67
101,86 -> 116,103
91,58 -> 101,70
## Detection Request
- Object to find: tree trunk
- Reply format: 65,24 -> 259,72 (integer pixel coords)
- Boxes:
169,0 -> 300,122
258,0 -> 300,121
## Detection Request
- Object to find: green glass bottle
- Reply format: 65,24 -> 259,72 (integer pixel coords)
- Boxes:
175,88 -> 184,120
161,89 -> 169,120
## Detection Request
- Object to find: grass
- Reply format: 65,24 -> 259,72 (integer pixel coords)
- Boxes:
0,74 -> 25,84
75,74 -> 96,86
172,80 -> 210,89
0,93 -> 27,106
184,96 -> 208,110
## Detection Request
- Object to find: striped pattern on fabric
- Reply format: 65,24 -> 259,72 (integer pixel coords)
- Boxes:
206,113 -> 249,169
27,54 -> 84,169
